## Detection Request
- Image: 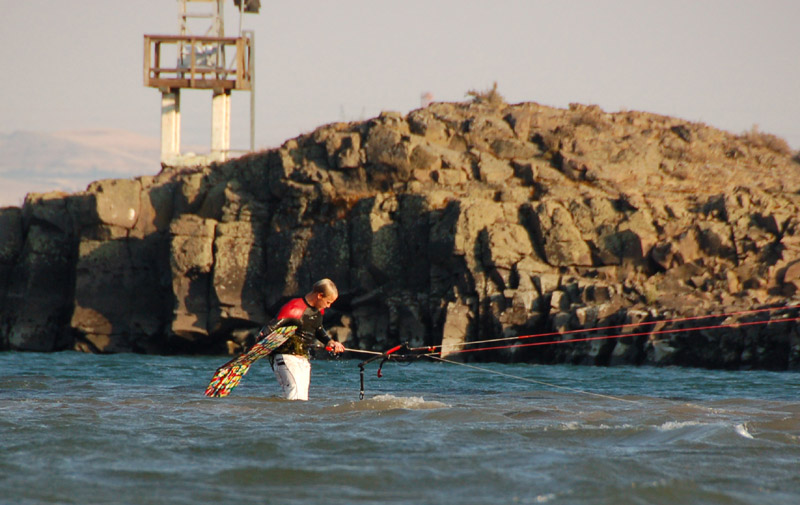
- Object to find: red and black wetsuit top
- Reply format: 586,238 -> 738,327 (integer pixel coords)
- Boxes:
270,297 -> 331,357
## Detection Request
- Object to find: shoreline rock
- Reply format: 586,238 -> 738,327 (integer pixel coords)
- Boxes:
2,100 -> 799,370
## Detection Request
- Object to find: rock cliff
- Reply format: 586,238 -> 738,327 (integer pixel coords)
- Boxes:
2,99 -> 800,369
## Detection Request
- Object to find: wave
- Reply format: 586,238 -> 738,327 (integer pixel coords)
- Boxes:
734,423 -> 755,439
657,420 -> 704,431
325,394 -> 450,413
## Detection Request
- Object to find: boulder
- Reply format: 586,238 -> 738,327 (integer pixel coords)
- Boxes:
88,179 -> 142,229
477,155 -> 514,184
136,179 -> 175,234
2,224 -> 74,351
491,138 -> 539,160
23,191 -> 74,234
529,201 -> 593,266
0,208 -> 23,312
70,223 -> 169,352
210,221 -> 267,331
0,207 -> 23,264
169,215 -> 217,340
782,260 -> 800,294
441,301 -> 473,359
321,130 -> 363,170
409,143 -> 442,172
480,222 -> 535,271
365,122 -> 412,180
407,108 -> 450,145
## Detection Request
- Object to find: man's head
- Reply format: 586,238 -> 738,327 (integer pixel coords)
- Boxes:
308,278 -> 338,310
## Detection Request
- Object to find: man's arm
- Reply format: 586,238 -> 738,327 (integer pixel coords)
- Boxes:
316,327 -> 344,353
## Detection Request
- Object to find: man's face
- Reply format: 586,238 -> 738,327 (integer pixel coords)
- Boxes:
312,293 -> 337,310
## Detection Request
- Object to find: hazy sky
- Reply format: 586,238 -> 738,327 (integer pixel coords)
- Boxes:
2,0 -> 799,154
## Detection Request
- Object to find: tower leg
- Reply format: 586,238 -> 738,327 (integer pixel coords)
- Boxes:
211,89 -> 231,161
160,89 -> 181,163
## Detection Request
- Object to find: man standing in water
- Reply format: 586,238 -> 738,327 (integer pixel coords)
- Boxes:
267,279 -> 345,400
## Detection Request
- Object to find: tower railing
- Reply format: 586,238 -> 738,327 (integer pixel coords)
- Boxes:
143,34 -> 252,90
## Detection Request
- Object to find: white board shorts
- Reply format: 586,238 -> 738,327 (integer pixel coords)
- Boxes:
272,353 -> 311,401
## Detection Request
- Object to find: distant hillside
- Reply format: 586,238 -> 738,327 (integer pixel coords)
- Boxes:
0,129 -> 162,207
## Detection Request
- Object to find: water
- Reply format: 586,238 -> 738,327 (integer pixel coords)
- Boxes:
1,352 -> 798,505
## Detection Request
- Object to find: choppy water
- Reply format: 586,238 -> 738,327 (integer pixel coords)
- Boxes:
1,351 -> 798,505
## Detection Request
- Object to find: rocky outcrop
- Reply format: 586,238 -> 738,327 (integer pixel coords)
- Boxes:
2,100 -> 800,370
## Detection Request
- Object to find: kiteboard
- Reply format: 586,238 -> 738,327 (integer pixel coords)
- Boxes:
204,325 -> 297,397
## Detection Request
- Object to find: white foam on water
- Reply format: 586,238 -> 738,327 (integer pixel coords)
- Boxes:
546,421 -> 636,432
326,394 -> 450,413
734,423 -> 755,439
657,420 -> 704,431
367,393 -> 450,410
556,421 -> 582,431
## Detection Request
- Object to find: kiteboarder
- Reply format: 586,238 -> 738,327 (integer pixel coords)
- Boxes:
267,278 -> 345,400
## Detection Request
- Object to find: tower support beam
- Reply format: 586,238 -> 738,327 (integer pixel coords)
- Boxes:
211,89 -> 231,160
160,89 -> 181,162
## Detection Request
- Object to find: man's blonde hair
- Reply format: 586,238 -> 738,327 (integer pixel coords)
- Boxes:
312,278 -> 338,299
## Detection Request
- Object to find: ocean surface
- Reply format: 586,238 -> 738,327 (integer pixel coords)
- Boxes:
1,351 -> 798,505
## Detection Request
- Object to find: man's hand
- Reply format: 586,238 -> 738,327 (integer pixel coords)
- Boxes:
326,340 -> 345,354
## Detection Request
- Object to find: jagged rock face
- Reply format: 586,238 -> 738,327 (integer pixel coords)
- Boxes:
1,101 -> 799,369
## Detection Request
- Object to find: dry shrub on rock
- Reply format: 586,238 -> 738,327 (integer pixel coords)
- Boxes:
466,82 -> 506,107
739,125 -> 792,156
